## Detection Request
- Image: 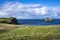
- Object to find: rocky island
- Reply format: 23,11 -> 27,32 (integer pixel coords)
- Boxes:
45,18 -> 52,22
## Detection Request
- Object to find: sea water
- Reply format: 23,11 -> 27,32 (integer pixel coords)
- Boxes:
17,19 -> 60,26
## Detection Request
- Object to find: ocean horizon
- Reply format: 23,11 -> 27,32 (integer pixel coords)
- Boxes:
17,19 -> 60,26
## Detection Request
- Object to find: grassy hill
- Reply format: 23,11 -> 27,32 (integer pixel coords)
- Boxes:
0,24 -> 60,40
0,17 -> 18,24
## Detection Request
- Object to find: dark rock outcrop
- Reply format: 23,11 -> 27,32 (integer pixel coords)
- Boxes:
45,18 -> 52,22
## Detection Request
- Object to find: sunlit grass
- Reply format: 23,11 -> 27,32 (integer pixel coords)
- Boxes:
0,24 -> 60,40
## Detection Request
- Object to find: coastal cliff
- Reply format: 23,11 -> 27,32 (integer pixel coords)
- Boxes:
0,17 -> 18,24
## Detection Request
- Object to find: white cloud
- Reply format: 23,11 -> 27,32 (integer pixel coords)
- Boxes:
33,6 -> 47,15
0,2 -> 60,19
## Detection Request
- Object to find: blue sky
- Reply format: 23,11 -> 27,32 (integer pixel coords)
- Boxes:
0,0 -> 60,6
0,0 -> 60,19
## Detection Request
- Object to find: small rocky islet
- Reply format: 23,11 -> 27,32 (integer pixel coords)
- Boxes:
45,18 -> 53,22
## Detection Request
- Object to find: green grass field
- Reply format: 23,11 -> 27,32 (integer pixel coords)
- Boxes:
0,24 -> 60,40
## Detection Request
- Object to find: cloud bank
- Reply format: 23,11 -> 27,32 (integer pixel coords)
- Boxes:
0,2 -> 60,19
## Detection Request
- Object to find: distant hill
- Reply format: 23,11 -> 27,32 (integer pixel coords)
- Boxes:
0,17 -> 18,24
